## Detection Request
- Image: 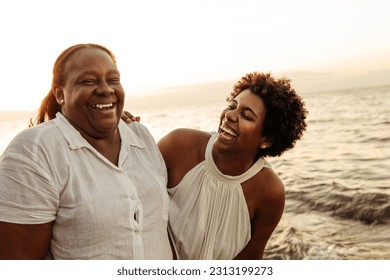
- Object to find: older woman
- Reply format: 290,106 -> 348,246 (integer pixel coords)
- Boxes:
0,44 -> 172,260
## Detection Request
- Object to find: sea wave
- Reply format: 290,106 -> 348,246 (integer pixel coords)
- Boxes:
286,186 -> 390,225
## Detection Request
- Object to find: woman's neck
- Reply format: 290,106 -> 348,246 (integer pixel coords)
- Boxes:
211,148 -> 256,176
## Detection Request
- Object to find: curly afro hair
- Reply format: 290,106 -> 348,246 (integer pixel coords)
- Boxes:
230,72 -> 308,159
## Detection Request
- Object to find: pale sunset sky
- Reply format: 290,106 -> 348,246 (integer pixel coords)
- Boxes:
0,0 -> 389,112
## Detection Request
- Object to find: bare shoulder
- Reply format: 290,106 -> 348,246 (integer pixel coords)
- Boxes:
258,168 -> 285,200
158,128 -> 210,158
243,167 -> 285,219
158,129 -> 211,188
158,128 -> 209,144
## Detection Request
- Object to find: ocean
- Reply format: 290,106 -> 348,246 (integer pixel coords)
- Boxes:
0,84 -> 389,260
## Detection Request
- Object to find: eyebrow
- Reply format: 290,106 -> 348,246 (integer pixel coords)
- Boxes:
79,70 -> 120,76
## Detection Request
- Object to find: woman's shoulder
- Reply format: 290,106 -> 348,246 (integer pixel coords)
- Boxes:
240,166 -> 285,225
258,164 -> 284,187
121,121 -> 160,151
252,167 -> 285,203
161,128 -> 209,142
243,164 -> 284,201
8,121 -> 59,147
2,120 -> 62,164
159,128 -> 210,150
158,128 -> 210,166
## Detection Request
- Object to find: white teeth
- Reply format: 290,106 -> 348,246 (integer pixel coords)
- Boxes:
93,103 -> 113,109
220,125 -> 237,137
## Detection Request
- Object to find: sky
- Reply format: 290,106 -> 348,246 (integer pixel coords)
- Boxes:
0,0 -> 389,112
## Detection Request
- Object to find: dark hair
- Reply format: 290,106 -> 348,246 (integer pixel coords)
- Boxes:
30,43 -> 117,126
230,72 -> 308,159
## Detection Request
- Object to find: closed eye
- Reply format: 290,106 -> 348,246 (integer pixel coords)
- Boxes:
108,77 -> 120,84
80,79 -> 96,85
242,113 -> 254,121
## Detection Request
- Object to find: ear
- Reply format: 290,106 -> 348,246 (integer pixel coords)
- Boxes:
53,87 -> 65,105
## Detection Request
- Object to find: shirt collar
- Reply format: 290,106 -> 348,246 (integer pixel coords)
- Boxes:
54,112 -> 145,150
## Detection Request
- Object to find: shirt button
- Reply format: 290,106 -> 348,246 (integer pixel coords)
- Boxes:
134,230 -> 139,233
130,195 -> 136,200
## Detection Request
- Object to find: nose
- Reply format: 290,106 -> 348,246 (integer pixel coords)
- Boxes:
224,108 -> 238,122
96,81 -> 114,95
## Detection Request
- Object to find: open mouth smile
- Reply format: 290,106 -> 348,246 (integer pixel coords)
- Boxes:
91,103 -> 114,110
219,124 -> 237,138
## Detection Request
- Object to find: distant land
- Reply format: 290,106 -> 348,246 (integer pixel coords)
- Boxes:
128,68 -> 390,110
1,69 -> 389,117
285,68 -> 390,94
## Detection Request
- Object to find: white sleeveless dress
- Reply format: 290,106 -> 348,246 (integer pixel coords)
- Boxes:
168,133 -> 271,259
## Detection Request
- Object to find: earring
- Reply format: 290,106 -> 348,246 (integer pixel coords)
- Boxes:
58,99 -> 64,105
261,145 -> 267,149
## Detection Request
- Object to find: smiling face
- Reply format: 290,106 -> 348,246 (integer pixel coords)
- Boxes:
215,89 -> 271,159
54,47 -> 125,138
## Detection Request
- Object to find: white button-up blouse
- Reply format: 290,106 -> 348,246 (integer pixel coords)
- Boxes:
0,113 -> 172,260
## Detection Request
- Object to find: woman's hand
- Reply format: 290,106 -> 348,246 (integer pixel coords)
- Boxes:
121,111 -> 141,123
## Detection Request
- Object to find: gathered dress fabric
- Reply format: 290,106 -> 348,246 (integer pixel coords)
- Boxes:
168,133 -> 271,260
0,113 -> 172,260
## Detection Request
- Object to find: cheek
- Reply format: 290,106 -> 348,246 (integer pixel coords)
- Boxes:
241,122 -> 262,137
116,87 -> 125,100
64,89 -> 87,104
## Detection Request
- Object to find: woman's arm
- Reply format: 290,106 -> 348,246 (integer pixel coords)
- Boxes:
158,129 -> 209,188
235,173 -> 285,260
0,221 -> 53,260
